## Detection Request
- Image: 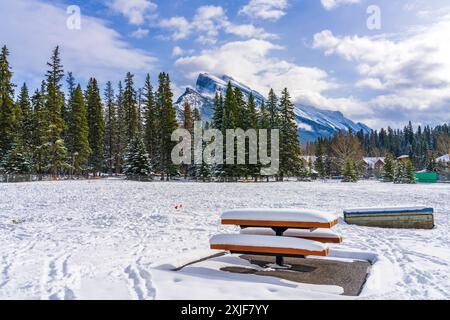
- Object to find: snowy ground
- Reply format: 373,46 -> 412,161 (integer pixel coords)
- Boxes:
0,179 -> 449,300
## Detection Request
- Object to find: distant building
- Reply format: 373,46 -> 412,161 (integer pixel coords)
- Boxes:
436,154 -> 450,163
363,157 -> 385,178
363,157 -> 385,169
435,154 -> 450,181
397,155 -> 410,162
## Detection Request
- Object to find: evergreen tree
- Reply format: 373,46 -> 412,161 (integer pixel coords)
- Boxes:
197,121 -> 212,182
17,83 -> 33,148
212,92 -> 223,131
314,139 -> 326,178
246,92 -> 259,179
0,46 -> 17,157
123,137 -> 152,178
324,142 -> 334,177
30,84 -> 47,173
69,85 -> 91,174
405,160 -> 416,184
222,82 -> 238,132
278,88 -> 302,179
235,88 -> 247,128
193,108 -> 201,122
181,102 -> 194,178
86,78 -> 105,175
182,102 -> 194,133
156,72 -> 179,179
394,161 -> 405,184
142,74 -> 159,168
116,81 -> 126,173
137,88 -> 143,134
298,159 -> 310,181
197,139 -> 212,182
44,46 -> 69,176
382,153 -> 395,182
220,82 -> 239,180
66,72 -> 76,98
234,87 -> 248,178
104,81 -> 118,175
308,158 -> 315,177
64,72 -> 76,152
426,154 -> 437,172
258,99 -> 272,182
258,100 -> 270,130
264,88 -> 281,180
123,72 -> 139,143
267,88 -> 278,129
0,143 -> 33,174
342,158 -> 358,182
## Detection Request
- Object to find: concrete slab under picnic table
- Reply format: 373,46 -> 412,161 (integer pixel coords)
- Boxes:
223,255 -> 371,297
174,252 -> 371,297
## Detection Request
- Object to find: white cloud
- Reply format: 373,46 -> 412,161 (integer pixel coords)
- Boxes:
223,23 -> 276,40
159,16 -> 192,40
130,28 -> 149,39
172,46 -> 194,57
239,0 -> 288,21
320,0 -> 361,11
158,5 -> 276,43
313,14 -> 450,126
107,0 -> 157,25
0,0 -> 156,89
174,39 -> 367,118
355,78 -> 384,90
191,5 -> 225,44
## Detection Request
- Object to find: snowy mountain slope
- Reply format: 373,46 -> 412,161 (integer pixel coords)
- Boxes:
175,73 -> 371,142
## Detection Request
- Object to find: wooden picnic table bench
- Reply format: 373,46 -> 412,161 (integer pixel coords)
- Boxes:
210,208 -> 340,266
240,227 -> 343,244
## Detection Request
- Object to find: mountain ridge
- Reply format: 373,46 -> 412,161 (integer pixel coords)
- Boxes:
175,73 -> 371,143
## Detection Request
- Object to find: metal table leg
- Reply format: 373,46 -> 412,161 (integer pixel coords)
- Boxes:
272,227 -> 288,266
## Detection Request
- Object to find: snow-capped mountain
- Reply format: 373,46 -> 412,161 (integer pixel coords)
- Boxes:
175,73 -> 371,143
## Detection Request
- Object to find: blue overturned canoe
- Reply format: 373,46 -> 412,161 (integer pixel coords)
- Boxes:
344,206 -> 434,229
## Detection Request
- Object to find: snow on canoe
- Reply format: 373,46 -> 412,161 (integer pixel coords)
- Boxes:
344,206 -> 434,229
344,206 -> 433,215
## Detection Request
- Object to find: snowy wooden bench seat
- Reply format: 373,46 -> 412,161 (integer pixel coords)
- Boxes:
240,228 -> 343,244
221,208 -> 339,229
210,234 -> 330,258
344,206 -> 434,229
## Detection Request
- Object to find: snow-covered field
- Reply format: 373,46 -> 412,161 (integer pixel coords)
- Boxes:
0,179 -> 449,300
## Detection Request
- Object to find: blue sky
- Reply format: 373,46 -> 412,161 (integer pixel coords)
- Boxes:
1,0 -> 450,129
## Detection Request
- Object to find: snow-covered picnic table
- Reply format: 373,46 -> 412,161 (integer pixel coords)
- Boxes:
211,208 -> 340,266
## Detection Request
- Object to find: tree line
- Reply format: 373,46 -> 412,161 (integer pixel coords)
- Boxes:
0,45 -> 303,181
0,46 -> 178,179
357,122 -> 449,168
306,123 -> 450,183
3,44 -> 446,183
